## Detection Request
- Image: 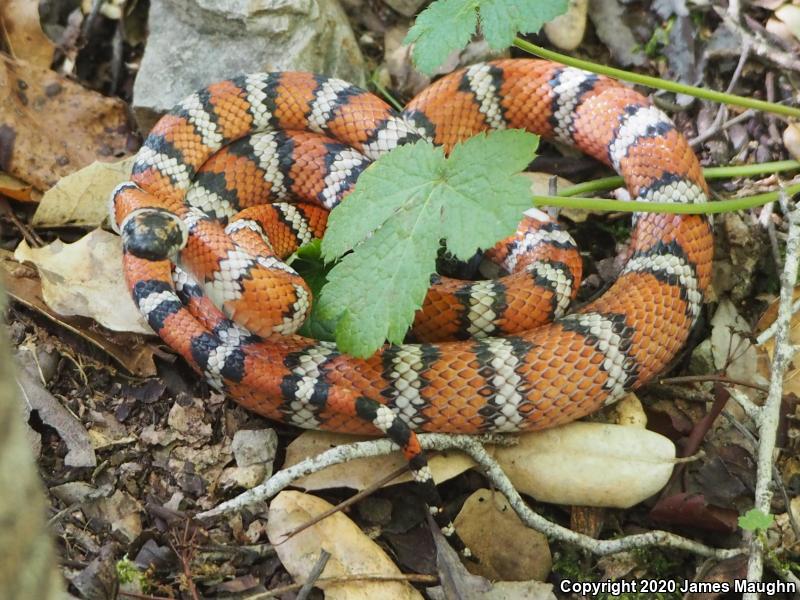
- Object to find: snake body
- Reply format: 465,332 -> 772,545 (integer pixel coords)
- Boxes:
112,59 -> 713,553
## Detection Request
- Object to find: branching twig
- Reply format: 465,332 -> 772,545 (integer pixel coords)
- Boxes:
743,207 -> 800,596
200,433 -> 742,560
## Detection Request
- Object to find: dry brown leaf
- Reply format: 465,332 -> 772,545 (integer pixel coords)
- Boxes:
454,488 -> 552,582
283,430 -> 474,491
0,1 -> 55,68
0,53 -> 135,191
0,171 -> 38,201
14,229 -> 151,333
33,157 -> 135,227
1,248 -> 158,376
266,491 -> 423,600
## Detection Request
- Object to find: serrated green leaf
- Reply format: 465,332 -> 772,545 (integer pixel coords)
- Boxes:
321,141 -> 444,261
442,129 -> 538,258
318,202 -> 443,356
404,0 -> 568,74
318,129 -> 539,357
738,508 -> 774,533
404,0 -> 478,75
479,0 -> 568,50
289,240 -> 338,341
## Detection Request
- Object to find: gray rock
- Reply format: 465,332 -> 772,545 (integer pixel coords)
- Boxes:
381,0 -> 428,18
133,0 -> 366,132
231,428 -> 278,467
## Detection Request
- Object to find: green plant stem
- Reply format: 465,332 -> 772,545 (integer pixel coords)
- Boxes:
513,38 -> 800,119
535,183 -> 800,214
559,160 -> 800,197
368,75 -> 404,112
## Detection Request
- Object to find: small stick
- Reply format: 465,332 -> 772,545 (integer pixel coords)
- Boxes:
743,206 -> 800,595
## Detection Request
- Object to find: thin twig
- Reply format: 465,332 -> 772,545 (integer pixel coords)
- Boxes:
743,206 -> 800,596
659,374 -> 768,395
197,433 -> 513,519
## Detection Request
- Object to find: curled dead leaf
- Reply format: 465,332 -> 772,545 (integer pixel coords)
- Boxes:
14,229 -> 151,334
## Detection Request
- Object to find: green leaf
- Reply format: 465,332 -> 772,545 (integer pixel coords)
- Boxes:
289,239 -> 337,341
405,0 -> 568,74
318,129 -> 539,357
440,129 -> 538,258
480,0 -> 568,50
404,0 -> 478,75
321,141 -> 444,260
738,508 -> 774,533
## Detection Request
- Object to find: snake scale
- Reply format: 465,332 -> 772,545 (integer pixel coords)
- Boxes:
111,59 -> 714,556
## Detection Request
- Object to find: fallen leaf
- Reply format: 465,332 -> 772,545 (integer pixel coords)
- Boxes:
0,1 -> 55,68
231,428 -> 278,469
93,490 -> 144,542
15,364 -> 96,468
757,288 -> 800,396
1,249 -> 158,376
492,422 -> 676,508
588,0 -> 647,67
649,492 -> 739,533
686,555 -> 747,600
14,229 -> 151,334
166,397 -> 212,443
266,491 -> 423,600
32,157 -> 135,228
0,171 -> 38,201
0,53 -> 134,191
453,489 -> 552,581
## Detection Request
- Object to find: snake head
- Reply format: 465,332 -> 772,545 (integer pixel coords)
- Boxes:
121,208 -> 188,261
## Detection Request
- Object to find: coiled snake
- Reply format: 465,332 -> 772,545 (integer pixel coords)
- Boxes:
111,59 -> 713,556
